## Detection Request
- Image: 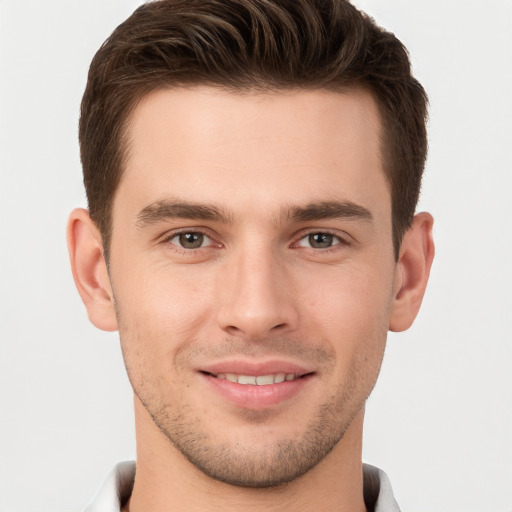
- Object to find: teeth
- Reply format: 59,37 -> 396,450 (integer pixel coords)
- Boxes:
215,373 -> 298,385
256,375 -> 274,385
238,375 -> 257,385
274,373 -> 286,383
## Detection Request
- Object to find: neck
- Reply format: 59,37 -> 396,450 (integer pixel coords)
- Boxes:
126,397 -> 366,512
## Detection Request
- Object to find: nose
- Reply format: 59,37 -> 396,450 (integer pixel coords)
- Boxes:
216,248 -> 299,340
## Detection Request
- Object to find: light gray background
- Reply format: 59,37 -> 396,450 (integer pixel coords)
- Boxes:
1,1 -> 511,511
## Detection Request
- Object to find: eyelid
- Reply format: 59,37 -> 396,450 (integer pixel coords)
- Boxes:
171,232 -> 212,248
160,227 -> 221,249
291,229 -> 352,249
157,226 -> 351,251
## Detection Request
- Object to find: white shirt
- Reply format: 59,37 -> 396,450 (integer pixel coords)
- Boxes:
84,461 -> 400,512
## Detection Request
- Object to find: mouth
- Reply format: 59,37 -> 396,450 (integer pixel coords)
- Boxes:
201,371 -> 310,385
199,366 -> 315,409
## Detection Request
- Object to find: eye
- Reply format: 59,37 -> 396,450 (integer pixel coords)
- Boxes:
297,232 -> 343,249
169,231 -> 212,249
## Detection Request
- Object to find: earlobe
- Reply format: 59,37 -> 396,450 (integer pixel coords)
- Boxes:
389,212 -> 435,332
67,208 -> 118,332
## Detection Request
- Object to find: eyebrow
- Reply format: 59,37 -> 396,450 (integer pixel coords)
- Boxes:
136,200 -> 231,226
136,198 -> 373,227
286,200 -> 373,223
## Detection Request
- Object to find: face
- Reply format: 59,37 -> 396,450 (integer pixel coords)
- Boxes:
108,87 -> 398,487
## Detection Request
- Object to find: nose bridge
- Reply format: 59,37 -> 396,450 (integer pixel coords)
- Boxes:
216,239 -> 298,339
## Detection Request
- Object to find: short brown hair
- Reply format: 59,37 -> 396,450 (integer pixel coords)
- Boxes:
79,0 -> 428,259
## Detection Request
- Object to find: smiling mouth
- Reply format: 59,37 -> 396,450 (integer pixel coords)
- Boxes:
202,372 -> 312,385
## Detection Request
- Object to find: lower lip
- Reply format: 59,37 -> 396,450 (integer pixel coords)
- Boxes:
200,373 -> 313,409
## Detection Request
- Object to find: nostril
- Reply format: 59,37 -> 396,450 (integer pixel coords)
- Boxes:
217,304 -> 299,339
225,325 -> 243,336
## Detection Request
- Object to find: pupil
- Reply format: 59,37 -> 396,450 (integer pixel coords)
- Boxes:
179,232 -> 203,249
309,233 -> 333,248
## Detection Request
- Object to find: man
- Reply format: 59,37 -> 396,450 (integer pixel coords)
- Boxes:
67,0 -> 434,510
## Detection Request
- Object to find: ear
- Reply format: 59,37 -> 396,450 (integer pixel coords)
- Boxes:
389,212 -> 435,332
67,208 -> 118,331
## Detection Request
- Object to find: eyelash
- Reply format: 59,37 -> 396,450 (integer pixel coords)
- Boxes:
160,229 -> 350,254
292,230 -> 349,253
162,229 -> 219,254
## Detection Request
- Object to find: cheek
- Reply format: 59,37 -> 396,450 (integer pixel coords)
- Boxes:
301,260 -> 394,328
112,267 -> 214,396
300,263 -> 393,375
114,261 -> 214,339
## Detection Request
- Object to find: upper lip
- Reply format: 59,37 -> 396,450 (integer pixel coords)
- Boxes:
198,359 -> 314,377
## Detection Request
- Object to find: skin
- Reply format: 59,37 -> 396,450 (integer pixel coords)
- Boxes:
68,87 -> 434,512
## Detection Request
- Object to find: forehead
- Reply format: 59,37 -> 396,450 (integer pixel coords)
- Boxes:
117,86 -> 389,222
